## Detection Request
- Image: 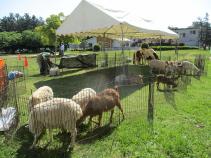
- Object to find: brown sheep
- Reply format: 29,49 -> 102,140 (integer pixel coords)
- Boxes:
156,75 -> 179,89
77,87 -> 124,127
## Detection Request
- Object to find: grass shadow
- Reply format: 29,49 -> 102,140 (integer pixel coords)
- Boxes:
34,65 -> 150,98
76,124 -> 116,145
15,125 -> 72,158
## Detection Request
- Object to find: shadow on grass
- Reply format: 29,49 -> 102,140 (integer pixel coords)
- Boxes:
34,65 -> 150,98
15,126 -> 73,158
76,124 -> 116,145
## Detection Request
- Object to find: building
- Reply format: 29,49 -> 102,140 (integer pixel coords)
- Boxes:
170,27 -> 200,46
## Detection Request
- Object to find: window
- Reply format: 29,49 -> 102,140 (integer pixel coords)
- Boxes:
190,30 -> 196,34
182,33 -> 186,37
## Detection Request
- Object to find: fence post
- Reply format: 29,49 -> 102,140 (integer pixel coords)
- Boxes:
148,78 -> 154,122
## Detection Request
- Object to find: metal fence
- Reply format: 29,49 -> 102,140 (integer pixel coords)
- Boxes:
0,53 -> 209,157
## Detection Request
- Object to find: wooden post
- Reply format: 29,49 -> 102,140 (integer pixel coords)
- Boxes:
148,79 -> 154,122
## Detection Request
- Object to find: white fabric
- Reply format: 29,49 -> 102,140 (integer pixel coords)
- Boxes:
56,0 -> 178,39
0,107 -> 17,131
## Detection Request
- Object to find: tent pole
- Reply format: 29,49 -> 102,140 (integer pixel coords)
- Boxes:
159,35 -> 162,60
120,23 -> 127,75
103,32 -> 108,67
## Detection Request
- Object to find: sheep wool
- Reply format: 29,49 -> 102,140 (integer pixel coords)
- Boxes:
28,86 -> 53,112
29,98 -> 82,150
72,88 -> 96,111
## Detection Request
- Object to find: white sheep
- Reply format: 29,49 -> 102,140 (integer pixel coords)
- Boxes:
178,61 -> 200,76
28,86 -> 53,112
29,98 -> 82,151
72,88 -> 96,111
49,67 -> 60,76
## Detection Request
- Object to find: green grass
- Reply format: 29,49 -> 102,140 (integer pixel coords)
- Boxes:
0,49 -> 210,158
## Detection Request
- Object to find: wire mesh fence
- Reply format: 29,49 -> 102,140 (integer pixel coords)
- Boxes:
0,52 -> 209,156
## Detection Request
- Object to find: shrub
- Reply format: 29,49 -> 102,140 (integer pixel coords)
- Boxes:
93,44 -> 101,52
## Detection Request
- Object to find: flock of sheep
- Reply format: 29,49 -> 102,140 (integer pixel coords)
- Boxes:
133,46 -> 201,90
27,46 -> 203,151
28,85 -> 124,151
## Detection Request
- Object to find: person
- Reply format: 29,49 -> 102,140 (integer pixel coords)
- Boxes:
60,43 -> 65,56
37,52 -> 53,75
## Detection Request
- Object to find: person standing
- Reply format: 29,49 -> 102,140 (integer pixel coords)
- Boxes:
60,43 -> 65,56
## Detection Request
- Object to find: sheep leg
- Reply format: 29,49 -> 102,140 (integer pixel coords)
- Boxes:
30,127 -> 43,149
116,102 -> 125,120
98,113 -> 102,127
88,116 -> 93,125
67,128 -> 77,151
48,129 -> 53,143
109,109 -> 114,124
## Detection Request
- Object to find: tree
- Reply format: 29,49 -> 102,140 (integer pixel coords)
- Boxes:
191,13 -> 211,49
34,13 -> 64,46
0,13 -> 44,32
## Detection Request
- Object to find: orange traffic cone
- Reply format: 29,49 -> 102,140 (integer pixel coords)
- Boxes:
24,56 -> 28,68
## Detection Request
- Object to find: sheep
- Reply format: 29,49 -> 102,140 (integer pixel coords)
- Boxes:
165,61 -> 182,76
28,86 -> 53,112
156,74 -> 179,89
114,74 -> 127,85
77,87 -> 124,127
115,74 -> 143,85
149,59 -> 166,74
178,61 -> 200,76
72,88 -> 96,111
29,98 -> 82,151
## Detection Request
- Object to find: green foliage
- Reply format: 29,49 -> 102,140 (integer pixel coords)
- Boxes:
0,13 -> 44,32
0,31 -> 22,51
0,31 -> 42,53
151,45 -> 198,51
21,30 -> 42,49
93,44 -> 101,51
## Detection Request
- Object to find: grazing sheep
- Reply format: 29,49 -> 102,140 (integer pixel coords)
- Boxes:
29,98 -> 82,151
149,59 -> 166,74
156,74 -> 179,89
115,74 -> 143,85
165,61 -> 182,75
115,74 -> 127,85
72,88 -> 96,111
77,87 -> 124,127
28,86 -> 53,112
178,61 -> 200,76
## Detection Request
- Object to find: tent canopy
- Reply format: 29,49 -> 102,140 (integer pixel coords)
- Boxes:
56,0 -> 178,39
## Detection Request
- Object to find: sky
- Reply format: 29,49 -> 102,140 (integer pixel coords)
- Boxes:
0,0 -> 211,28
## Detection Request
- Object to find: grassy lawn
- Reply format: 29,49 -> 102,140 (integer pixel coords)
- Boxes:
0,49 -> 210,158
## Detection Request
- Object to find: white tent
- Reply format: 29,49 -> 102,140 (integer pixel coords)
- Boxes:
56,0 -> 178,39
